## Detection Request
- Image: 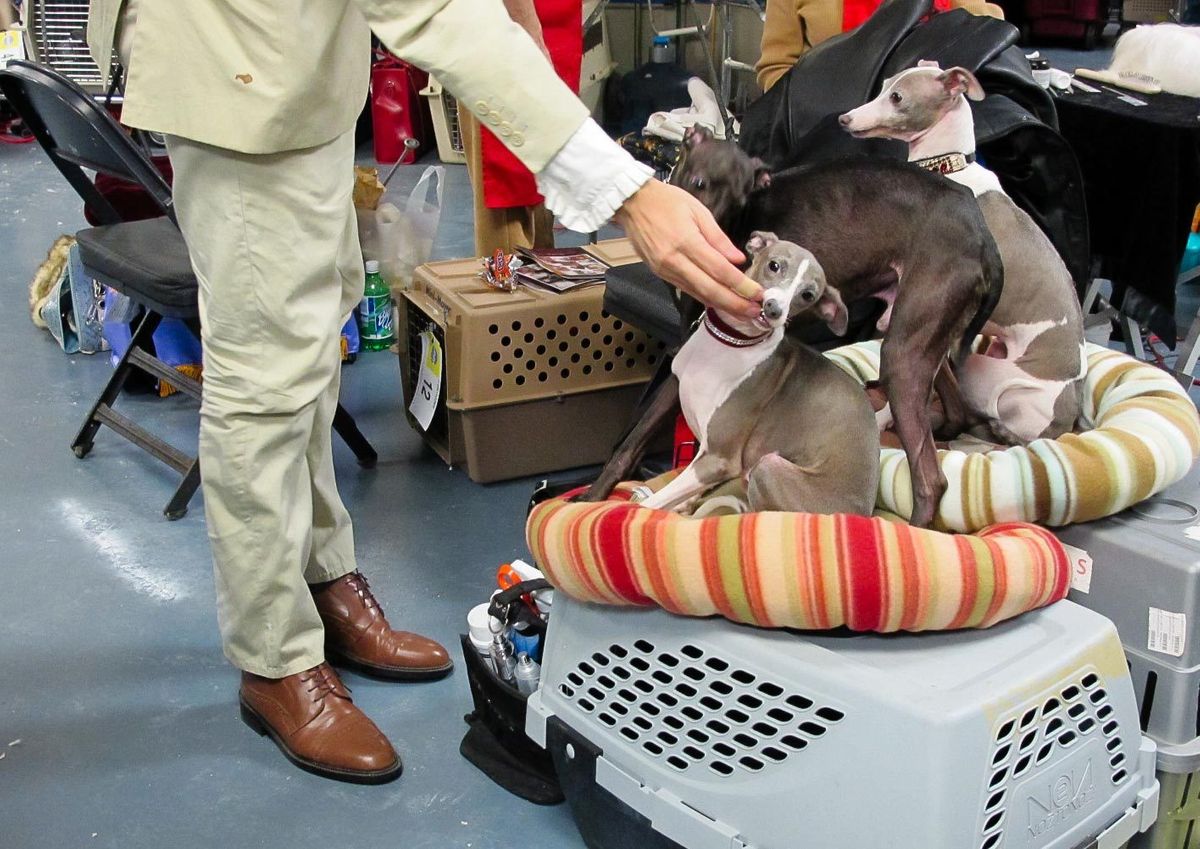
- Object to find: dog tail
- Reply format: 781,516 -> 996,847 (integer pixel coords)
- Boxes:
955,238 -> 1004,366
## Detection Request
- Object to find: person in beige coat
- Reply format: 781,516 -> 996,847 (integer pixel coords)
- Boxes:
87,0 -> 761,784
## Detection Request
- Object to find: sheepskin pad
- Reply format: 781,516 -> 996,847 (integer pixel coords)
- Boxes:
827,342 -> 1200,532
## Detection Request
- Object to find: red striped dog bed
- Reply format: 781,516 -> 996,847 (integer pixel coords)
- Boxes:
527,484 -> 1069,632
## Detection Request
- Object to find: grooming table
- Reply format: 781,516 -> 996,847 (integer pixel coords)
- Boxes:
1056,88 -> 1200,369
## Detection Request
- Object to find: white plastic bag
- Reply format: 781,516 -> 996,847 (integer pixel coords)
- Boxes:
375,164 -> 445,292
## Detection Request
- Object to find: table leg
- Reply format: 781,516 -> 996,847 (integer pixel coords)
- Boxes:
1173,266 -> 1200,388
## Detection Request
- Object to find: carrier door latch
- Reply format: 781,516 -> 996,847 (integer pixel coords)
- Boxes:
1091,785 -> 1161,849
595,755 -> 750,849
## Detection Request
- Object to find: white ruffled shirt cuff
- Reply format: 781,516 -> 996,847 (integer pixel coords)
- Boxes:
536,118 -> 654,233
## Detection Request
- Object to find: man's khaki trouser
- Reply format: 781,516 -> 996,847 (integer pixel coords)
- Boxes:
167,130 -> 362,678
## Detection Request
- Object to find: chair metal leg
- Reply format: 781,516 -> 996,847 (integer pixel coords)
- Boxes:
72,307 -> 204,519
1081,278 -> 1107,315
333,403 -> 378,468
75,310 -> 373,518
71,309 -> 162,457
1083,277 -> 1148,360
1174,309 -> 1200,390
164,458 -> 201,520
1120,315 -> 1146,361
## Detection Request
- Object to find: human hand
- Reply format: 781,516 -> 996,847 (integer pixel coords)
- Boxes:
614,180 -> 763,320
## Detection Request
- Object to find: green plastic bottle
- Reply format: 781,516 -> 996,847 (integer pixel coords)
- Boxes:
359,260 -> 396,352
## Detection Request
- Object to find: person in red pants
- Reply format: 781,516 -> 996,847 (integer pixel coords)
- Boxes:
458,0 -> 581,257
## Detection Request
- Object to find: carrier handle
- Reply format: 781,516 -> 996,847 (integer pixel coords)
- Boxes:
489,579 -> 552,620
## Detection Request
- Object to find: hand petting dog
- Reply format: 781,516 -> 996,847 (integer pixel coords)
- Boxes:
668,126 -> 1002,528
615,179 -> 764,321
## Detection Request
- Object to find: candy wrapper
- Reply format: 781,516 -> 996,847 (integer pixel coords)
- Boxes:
479,249 -> 522,292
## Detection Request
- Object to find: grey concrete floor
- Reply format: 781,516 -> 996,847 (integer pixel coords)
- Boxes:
0,141 -> 601,849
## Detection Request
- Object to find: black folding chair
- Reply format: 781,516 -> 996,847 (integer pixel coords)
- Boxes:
0,60 -> 377,519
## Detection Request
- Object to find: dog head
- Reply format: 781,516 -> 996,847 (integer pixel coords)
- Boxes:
838,62 -> 984,141
669,126 -> 771,230
745,232 -> 846,335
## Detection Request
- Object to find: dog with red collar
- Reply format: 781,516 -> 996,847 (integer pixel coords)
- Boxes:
639,232 -> 879,516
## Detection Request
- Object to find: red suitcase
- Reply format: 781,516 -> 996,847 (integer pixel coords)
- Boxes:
370,53 -> 433,165
1024,0 -> 1106,48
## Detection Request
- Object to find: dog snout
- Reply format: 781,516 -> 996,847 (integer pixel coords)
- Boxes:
837,113 -> 853,128
762,300 -> 784,321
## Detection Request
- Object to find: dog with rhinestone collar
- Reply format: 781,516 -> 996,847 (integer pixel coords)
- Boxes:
640,233 -> 879,516
840,63 -> 1085,445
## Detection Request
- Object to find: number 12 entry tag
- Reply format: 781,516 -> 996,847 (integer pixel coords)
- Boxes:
409,330 -> 442,431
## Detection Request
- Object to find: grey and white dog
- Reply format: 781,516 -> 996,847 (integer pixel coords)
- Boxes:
840,63 -> 1085,444
640,233 -> 879,516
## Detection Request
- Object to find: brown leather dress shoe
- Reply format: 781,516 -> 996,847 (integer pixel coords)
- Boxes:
239,663 -> 402,784
311,571 -> 453,681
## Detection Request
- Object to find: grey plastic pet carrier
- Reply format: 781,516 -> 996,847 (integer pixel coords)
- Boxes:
528,596 -> 1159,849
1059,462 -> 1200,849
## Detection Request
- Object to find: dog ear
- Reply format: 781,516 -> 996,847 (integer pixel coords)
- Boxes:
745,231 -> 777,256
683,125 -> 713,149
750,158 -> 772,191
814,282 -> 849,337
940,67 -> 985,101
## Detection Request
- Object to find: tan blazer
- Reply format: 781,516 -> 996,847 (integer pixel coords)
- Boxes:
86,0 -> 587,170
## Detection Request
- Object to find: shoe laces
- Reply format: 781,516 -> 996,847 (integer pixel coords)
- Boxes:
300,664 -> 346,700
345,571 -> 381,614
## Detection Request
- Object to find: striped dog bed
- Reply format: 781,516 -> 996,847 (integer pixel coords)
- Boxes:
525,344 -> 1197,633
828,342 -> 1200,532
527,486 -> 1069,632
